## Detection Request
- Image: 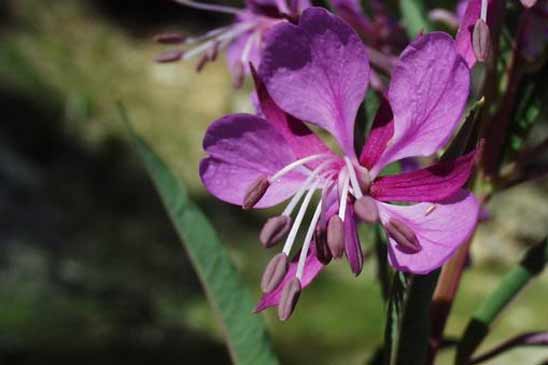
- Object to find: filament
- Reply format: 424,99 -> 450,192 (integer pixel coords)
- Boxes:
296,198 -> 323,280
282,180 -> 320,256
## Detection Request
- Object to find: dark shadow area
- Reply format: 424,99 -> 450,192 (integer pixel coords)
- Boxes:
0,88 -> 230,364
88,0 -> 234,37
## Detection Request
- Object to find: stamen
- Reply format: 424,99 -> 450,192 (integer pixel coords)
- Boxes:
196,53 -> 210,72
344,157 -> 363,199
270,154 -> 330,183
296,198 -> 323,280
327,215 -> 345,258
472,19 -> 491,62
173,0 -> 241,14
338,171 -> 350,220
282,160 -> 334,217
155,32 -> 186,44
314,225 -> 332,265
240,31 -> 259,65
354,196 -> 379,224
480,0 -> 488,22
260,215 -> 292,248
278,277 -> 301,321
385,219 -> 422,253
282,181 -> 320,256
260,252 -> 289,293
275,0 -> 290,14
184,25 -> 232,45
155,49 -> 184,63
243,176 -> 270,209
183,23 -> 255,60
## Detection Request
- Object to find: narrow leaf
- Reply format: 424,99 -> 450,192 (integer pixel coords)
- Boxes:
456,238 -> 548,365
119,105 -> 279,365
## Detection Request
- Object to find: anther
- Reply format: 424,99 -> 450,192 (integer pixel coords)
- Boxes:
260,215 -> 292,248
354,196 -> 379,224
520,0 -> 537,7
154,32 -> 187,44
260,253 -> 289,293
385,219 -> 422,254
327,215 -> 345,258
355,165 -> 372,192
155,50 -> 184,63
278,277 -> 302,321
196,53 -> 210,72
314,225 -> 332,265
472,19 -> 491,62
243,176 -> 270,209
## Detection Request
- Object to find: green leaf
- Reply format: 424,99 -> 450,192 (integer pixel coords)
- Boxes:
384,270 -> 440,365
399,0 -> 432,39
456,238 -> 548,365
119,105 -> 279,365
384,272 -> 407,365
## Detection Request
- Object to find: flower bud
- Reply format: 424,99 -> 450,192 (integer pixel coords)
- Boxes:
327,215 -> 345,258
260,215 -> 291,248
385,219 -> 421,254
278,277 -> 302,321
354,196 -> 379,224
472,19 -> 491,63
243,176 -> 270,209
260,253 -> 289,293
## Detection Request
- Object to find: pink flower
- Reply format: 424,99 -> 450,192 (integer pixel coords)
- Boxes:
156,0 -> 310,87
200,8 -> 479,319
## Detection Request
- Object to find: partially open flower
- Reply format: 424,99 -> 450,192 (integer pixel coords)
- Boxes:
156,0 -> 310,87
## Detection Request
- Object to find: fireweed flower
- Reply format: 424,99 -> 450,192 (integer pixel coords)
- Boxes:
200,8 -> 480,320
156,0 -> 310,87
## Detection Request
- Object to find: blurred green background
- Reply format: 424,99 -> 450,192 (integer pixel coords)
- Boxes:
0,1 -> 546,364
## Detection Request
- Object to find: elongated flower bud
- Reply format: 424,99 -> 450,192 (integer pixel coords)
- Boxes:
261,253 -> 289,293
278,277 -> 302,321
260,215 -> 291,248
314,225 -> 332,265
472,19 -> 491,63
386,219 -> 421,253
354,196 -> 379,224
327,215 -> 345,258
155,50 -> 184,63
243,176 -> 270,209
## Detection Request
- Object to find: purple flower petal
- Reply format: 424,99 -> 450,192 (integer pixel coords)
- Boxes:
377,190 -> 479,274
370,149 -> 478,203
344,204 -> 364,275
200,114 -> 308,208
251,67 -> 335,164
255,246 -> 324,312
370,32 -> 470,177
260,7 -> 370,158
359,95 -> 394,170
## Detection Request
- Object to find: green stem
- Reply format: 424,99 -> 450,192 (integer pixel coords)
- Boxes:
455,238 -> 548,365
